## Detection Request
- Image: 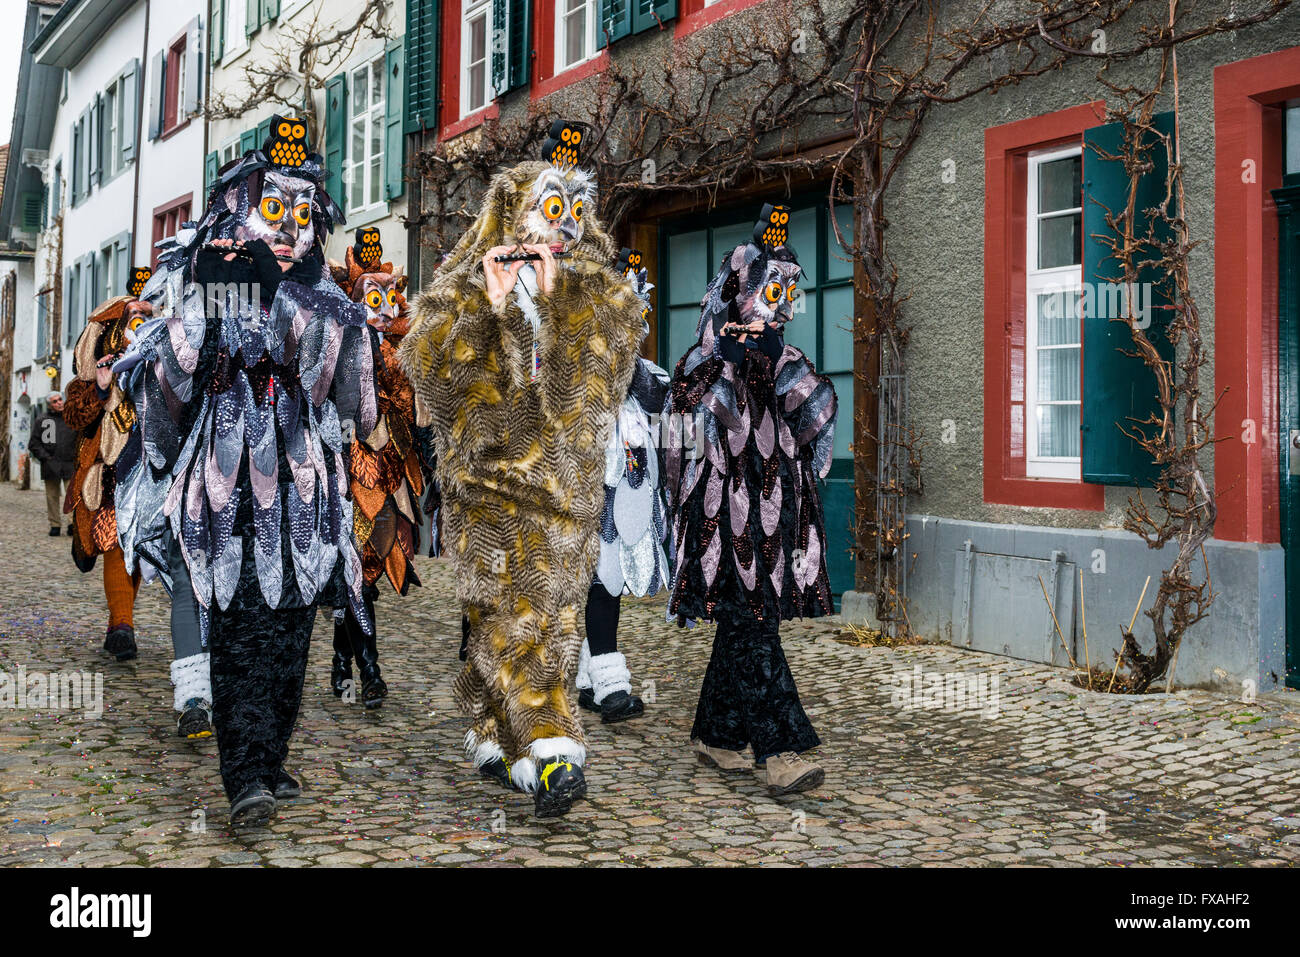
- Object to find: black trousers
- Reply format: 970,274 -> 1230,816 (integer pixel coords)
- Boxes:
584,583 -> 621,657
209,582 -> 315,802
691,615 -> 820,763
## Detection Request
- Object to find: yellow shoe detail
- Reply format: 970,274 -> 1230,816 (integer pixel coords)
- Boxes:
539,761 -> 572,791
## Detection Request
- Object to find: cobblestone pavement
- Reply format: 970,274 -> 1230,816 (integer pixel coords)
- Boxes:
1,482 -> 1298,867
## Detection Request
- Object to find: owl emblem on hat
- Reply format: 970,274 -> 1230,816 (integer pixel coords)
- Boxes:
354,227 -> 383,268
615,248 -> 644,277
753,203 -> 791,250
266,115 -> 309,169
541,119 -> 589,171
126,266 -> 152,298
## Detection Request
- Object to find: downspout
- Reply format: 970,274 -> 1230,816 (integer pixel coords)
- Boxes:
130,0 -> 150,264
203,0 -> 212,195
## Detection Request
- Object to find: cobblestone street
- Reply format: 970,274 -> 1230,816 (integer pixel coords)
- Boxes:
0,482 -> 1297,867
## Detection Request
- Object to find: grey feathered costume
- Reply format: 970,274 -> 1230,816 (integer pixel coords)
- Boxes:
114,116 -> 376,810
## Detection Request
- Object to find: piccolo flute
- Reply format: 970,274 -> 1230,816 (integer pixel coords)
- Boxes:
491,250 -> 572,263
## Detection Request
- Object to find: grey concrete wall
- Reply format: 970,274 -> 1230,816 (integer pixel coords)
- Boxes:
845,514 -> 1286,693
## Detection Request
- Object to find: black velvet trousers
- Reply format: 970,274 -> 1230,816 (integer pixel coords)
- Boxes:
209,578 -> 315,802
691,615 -> 820,763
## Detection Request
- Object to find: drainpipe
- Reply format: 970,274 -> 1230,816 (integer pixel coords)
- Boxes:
203,0 -> 212,193
130,0 -> 150,264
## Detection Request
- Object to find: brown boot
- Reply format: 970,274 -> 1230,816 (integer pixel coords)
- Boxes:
694,740 -> 751,772
763,752 -> 824,795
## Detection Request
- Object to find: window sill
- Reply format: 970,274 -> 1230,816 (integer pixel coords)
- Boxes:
983,474 -> 1104,511
345,202 -> 392,229
532,51 -> 610,101
441,103 -> 499,141
160,117 -> 193,142
216,44 -> 250,69
676,0 -> 769,38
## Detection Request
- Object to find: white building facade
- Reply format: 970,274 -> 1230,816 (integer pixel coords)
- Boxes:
206,0 -> 410,270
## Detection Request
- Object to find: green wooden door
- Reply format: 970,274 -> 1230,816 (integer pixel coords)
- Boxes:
1275,178 -> 1300,690
659,197 -> 856,604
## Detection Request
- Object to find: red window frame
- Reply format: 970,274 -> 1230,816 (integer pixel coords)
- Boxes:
982,101 -> 1105,510
162,29 -> 189,139
529,0 -> 609,101
151,194 -> 193,269
1212,46 -> 1300,544
439,0 -> 500,140
675,0 -> 769,38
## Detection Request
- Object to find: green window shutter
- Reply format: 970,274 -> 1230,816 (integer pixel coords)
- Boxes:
1080,111 -> 1176,486
62,265 -> 72,351
599,0 -> 631,48
205,150 -> 220,193
246,0 -> 260,36
264,0 -> 280,20
239,127 -> 257,154
632,0 -> 674,33
384,40 -> 406,200
121,59 -> 140,165
506,0 -> 531,91
20,192 -> 43,231
324,72 -> 348,204
405,0 -> 439,133
88,94 -> 101,188
114,232 -> 131,296
212,0 -> 225,63
490,0 -> 508,97
256,116 -> 272,152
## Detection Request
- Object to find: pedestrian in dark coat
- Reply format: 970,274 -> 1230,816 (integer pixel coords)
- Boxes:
30,391 -> 77,536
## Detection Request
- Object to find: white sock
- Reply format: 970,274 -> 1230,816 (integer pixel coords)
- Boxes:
588,651 -> 632,705
170,652 -> 211,713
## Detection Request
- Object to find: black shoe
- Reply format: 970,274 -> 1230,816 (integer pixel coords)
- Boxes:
600,690 -> 645,724
103,625 -> 138,661
49,526 -> 60,537
534,760 -> 587,819
177,698 -> 213,739
346,607 -> 387,710
578,687 -> 599,713
229,785 -> 276,829
479,758 -> 513,790
330,618 -> 353,698
273,770 -> 301,800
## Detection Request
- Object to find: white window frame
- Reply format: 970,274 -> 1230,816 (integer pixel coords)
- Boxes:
556,0 -> 599,73
218,135 -> 241,167
224,0 -> 248,59
1025,144 -> 1083,480
461,0 -> 493,119
346,53 -> 387,217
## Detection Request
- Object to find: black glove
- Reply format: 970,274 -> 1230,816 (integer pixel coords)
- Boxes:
195,240 -> 285,304
755,323 -> 785,361
719,331 -> 747,364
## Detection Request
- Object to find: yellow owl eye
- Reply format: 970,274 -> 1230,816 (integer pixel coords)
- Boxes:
293,124 -> 306,139
542,195 -> 564,221
260,197 -> 285,222
128,314 -> 146,332
387,290 -> 398,307
293,203 -> 311,226
278,122 -> 291,137
764,281 -> 783,304
366,290 -> 383,309
571,130 -> 582,145
561,128 -> 572,142
572,199 -> 583,221
786,283 -> 799,302
779,211 -> 790,225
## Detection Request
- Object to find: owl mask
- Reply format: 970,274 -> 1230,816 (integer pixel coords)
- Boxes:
201,113 -> 343,267
695,203 -> 804,356
330,228 -> 409,334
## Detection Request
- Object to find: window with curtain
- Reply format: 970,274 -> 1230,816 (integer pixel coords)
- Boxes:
558,0 -> 598,71
461,0 -> 492,117
347,54 -> 387,214
1025,145 -> 1083,479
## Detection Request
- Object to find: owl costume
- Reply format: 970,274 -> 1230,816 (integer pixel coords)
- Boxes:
664,204 -> 836,795
113,115 -> 376,826
64,273 -> 215,738
574,248 -> 670,724
400,121 -> 644,818
326,229 -> 434,708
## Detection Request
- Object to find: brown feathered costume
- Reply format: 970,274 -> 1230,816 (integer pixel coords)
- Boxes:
399,157 -> 643,799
